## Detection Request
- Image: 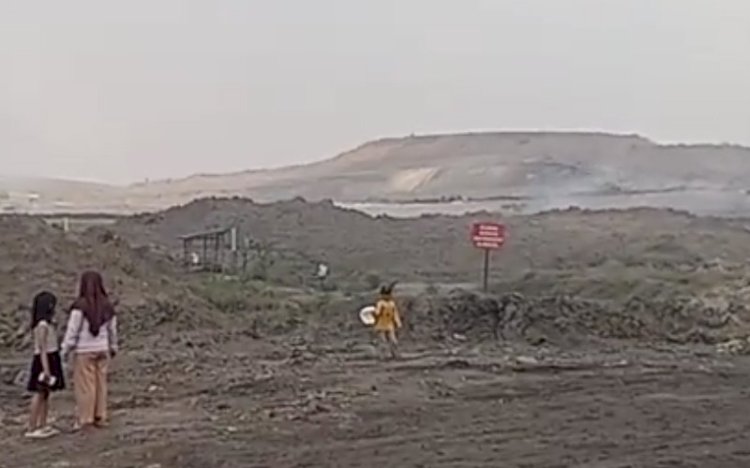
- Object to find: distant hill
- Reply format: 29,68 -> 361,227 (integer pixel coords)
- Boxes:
4,132 -> 750,215
0,175 -> 124,212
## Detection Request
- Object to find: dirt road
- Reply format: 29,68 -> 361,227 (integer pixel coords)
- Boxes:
3,334 -> 750,468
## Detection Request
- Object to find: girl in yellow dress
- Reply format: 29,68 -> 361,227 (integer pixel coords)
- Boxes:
373,283 -> 402,359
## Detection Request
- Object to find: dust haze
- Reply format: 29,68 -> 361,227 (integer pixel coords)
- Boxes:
2,0 -> 749,183
4,3 -> 750,467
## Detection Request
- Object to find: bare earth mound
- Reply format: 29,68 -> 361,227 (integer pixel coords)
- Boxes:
109,197 -> 750,346
113,198 -> 750,288
4,204 -> 750,466
0,216 -> 216,350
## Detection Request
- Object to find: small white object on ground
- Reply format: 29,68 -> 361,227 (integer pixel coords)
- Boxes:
514,356 -> 540,366
51,461 -> 72,468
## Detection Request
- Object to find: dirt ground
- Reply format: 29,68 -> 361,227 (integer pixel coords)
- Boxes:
5,202 -> 750,467
3,335 -> 750,468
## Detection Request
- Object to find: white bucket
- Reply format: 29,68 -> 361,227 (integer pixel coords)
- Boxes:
359,305 -> 376,326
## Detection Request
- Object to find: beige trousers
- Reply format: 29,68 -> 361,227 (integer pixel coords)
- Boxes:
73,352 -> 109,426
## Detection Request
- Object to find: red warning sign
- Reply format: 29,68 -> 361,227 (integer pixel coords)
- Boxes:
471,222 -> 506,249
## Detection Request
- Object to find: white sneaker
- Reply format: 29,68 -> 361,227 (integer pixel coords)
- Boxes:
24,429 -> 51,439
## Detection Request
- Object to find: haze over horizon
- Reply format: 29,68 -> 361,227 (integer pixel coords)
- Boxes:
2,0 -> 749,185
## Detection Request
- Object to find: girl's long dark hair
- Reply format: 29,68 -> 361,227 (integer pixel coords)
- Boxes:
71,271 -> 115,336
31,291 -> 57,329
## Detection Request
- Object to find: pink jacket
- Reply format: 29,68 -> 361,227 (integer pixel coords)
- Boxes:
61,309 -> 119,356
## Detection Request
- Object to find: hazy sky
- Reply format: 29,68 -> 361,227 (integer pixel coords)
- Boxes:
2,0 -> 749,184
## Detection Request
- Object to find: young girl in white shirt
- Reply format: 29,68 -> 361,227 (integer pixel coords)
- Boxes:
26,291 -> 65,439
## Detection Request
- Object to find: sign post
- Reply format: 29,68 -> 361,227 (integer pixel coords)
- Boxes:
470,222 -> 506,292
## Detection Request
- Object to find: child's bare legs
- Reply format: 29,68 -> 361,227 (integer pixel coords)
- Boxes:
387,330 -> 399,359
378,330 -> 399,359
377,332 -> 388,359
28,391 -> 49,431
39,392 -> 50,428
28,393 -> 42,431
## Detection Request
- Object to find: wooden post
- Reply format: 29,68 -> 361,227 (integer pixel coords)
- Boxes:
230,227 -> 238,274
214,234 -> 220,272
471,222 -> 505,293
202,237 -> 208,271
482,249 -> 490,293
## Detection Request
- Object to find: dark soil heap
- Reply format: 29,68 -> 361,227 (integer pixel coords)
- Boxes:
6,201 -> 750,350
402,289 -> 750,346
104,198 -> 750,346
0,216 -> 217,350
112,198 -> 750,288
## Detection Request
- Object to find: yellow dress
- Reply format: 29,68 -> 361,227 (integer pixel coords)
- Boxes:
374,299 -> 402,332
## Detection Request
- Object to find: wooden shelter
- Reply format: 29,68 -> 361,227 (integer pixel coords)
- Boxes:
179,227 -> 237,272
